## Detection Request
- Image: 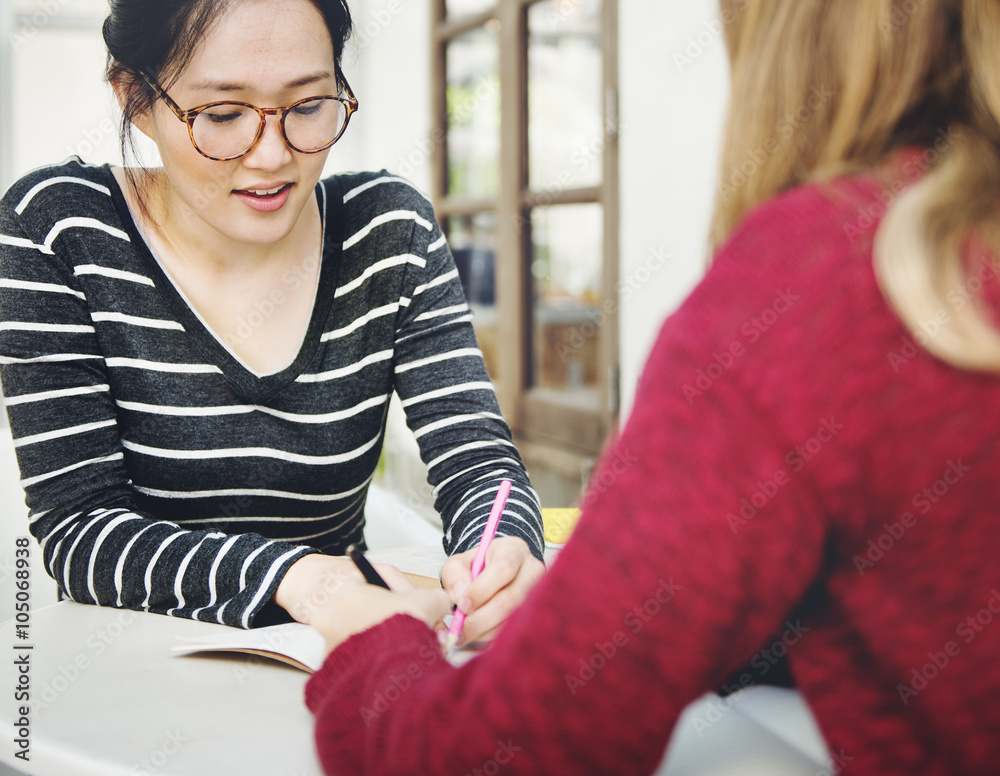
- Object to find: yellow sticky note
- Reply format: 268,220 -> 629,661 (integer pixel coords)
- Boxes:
542,508 -> 582,545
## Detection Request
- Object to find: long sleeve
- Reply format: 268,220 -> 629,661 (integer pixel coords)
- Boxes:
305,315 -> 829,774
1,160 -> 544,629
306,171 -> 1000,774
0,168 -> 316,628
388,189 -> 543,560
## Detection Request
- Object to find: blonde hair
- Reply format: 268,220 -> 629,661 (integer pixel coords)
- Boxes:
711,0 -> 1000,371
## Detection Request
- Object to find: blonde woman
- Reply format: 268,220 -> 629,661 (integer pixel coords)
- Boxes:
304,1 -> 1000,773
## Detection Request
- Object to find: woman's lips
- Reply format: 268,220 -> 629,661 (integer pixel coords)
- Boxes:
234,183 -> 293,213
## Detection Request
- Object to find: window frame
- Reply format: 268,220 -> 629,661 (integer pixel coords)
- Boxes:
430,0 -> 619,469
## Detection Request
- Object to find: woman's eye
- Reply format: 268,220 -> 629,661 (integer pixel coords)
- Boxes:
204,109 -> 243,124
293,102 -> 322,117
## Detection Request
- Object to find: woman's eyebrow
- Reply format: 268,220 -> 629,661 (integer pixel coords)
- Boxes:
188,70 -> 334,93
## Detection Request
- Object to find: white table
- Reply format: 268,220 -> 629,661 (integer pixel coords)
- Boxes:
0,580 -> 832,776
0,601 -> 322,776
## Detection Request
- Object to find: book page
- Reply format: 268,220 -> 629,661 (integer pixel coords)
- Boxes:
367,546 -> 448,581
171,620 -> 487,673
172,622 -> 326,672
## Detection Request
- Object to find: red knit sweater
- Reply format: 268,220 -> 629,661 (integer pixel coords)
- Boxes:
305,167 -> 1000,774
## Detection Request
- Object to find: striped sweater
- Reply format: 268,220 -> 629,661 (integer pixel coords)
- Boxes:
0,157 -> 543,629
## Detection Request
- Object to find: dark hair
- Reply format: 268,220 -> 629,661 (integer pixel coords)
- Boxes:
102,0 -> 353,219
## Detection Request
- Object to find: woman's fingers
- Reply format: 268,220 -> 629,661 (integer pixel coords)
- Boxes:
444,538 -> 546,645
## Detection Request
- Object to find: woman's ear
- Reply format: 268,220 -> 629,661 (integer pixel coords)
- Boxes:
110,70 -> 155,139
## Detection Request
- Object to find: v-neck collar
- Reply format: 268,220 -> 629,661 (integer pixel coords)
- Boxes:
105,166 -> 343,405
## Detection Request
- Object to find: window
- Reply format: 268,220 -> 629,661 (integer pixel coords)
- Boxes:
431,0 -> 619,505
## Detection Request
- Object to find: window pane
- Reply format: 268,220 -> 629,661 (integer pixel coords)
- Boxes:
446,26 -> 501,201
528,0 -> 603,191
446,0 -> 496,18
447,212 -> 499,379
530,204 -> 602,391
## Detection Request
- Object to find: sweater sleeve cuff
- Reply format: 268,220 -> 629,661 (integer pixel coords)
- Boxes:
245,542 -> 323,628
452,528 -> 545,565
305,614 -> 443,713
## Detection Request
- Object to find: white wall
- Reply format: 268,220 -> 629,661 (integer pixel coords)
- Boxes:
618,0 -> 730,417
331,0 -> 434,191
5,1 -> 117,188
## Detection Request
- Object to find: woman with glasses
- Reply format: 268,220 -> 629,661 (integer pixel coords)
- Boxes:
302,0 -> 1000,773
0,0 -> 544,637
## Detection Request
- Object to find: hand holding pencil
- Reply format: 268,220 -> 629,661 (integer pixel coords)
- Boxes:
440,481 -> 546,648
311,480 -> 546,655
444,480 -> 512,649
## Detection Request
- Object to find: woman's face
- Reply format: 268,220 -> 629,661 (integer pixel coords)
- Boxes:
138,0 -> 339,248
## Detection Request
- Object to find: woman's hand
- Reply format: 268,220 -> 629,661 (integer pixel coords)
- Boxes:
310,578 -> 452,655
274,553 -> 413,625
440,536 -> 545,646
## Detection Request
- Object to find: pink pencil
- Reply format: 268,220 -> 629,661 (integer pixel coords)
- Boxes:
444,479 -> 512,650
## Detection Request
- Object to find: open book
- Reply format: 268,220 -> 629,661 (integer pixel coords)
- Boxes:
172,621 -> 328,672
172,619 -> 485,672
171,547 -> 480,672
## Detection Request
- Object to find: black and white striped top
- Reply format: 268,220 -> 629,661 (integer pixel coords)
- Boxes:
0,158 -> 543,628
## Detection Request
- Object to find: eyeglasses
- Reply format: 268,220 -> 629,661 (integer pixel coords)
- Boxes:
137,70 -> 359,161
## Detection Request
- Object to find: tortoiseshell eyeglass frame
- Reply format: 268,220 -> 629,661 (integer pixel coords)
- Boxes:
136,69 -> 359,161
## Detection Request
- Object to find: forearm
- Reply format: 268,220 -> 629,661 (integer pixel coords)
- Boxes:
34,503 -> 315,626
306,318 -> 831,775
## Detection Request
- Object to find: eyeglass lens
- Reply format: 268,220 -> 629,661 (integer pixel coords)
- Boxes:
191,98 -> 350,158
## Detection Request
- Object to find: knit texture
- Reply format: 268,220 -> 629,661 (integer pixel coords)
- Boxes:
306,168 -> 1000,774
0,158 -> 543,628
